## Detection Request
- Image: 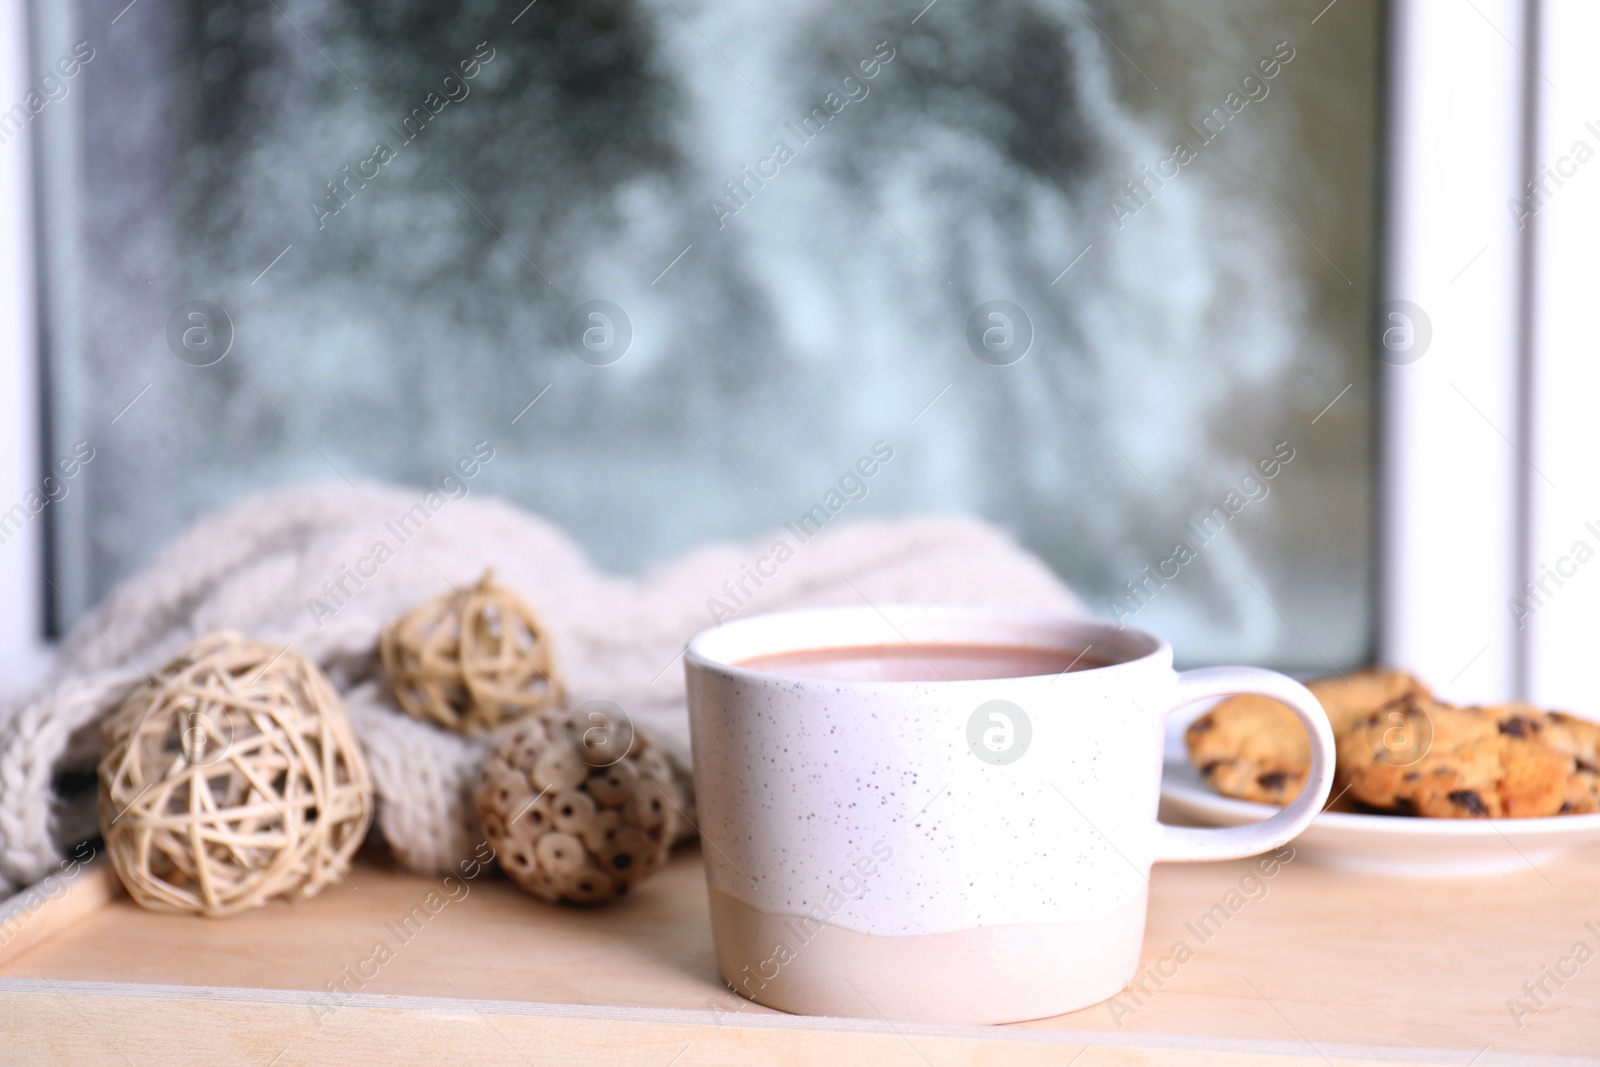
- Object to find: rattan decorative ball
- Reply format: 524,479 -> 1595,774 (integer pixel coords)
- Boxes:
380,571 -> 563,734
476,702 -> 681,905
98,632 -> 373,918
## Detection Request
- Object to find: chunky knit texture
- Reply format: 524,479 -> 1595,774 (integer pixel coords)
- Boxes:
0,484 -> 1082,895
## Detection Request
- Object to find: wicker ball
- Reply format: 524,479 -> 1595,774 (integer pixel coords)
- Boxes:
476,702 -> 681,905
98,633 -> 373,917
380,571 -> 563,734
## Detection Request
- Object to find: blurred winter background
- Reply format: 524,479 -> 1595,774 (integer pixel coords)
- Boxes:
30,0 -> 1380,669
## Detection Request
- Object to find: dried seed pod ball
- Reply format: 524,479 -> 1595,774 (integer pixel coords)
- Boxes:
380,571 -> 563,734
98,633 -> 373,917
476,701 -> 680,905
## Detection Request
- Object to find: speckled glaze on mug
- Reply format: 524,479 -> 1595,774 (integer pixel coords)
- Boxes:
684,606 -> 1333,1024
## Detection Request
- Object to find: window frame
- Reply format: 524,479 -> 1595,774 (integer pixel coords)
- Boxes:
1377,0 -> 1536,703
1522,0 -> 1600,711
0,0 -> 1578,706
0,0 -> 49,699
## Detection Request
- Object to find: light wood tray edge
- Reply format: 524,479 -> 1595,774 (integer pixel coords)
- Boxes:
0,859 -> 118,968
0,976 -> 1582,1067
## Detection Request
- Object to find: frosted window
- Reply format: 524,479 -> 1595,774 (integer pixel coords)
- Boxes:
32,0 -> 1380,669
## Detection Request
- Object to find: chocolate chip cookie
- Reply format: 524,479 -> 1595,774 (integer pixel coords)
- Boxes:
1185,668 -> 1428,806
1540,710 -> 1600,814
1463,704 -> 1600,815
1337,697 -> 1571,818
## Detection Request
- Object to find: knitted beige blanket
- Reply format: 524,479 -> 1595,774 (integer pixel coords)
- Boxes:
0,484 -> 1082,896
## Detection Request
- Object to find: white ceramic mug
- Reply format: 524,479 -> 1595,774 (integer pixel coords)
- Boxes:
684,606 -> 1334,1024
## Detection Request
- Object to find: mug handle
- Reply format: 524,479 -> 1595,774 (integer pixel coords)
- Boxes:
1154,666 -> 1335,863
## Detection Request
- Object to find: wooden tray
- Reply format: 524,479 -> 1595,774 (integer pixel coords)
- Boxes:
1,842 -> 1596,1066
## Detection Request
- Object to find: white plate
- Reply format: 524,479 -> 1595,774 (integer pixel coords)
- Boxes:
1159,702 -> 1600,878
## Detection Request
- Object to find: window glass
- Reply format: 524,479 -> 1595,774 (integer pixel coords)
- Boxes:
32,0 -> 1380,669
